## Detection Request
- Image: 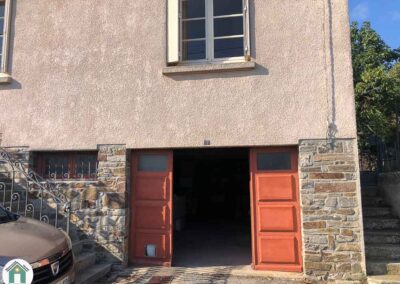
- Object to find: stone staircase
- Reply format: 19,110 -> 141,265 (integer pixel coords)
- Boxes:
71,232 -> 112,284
362,185 -> 400,283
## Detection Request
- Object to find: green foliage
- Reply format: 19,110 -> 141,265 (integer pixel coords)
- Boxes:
351,22 -> 400,149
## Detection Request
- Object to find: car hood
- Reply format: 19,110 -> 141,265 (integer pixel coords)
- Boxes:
0,217 -> 69,264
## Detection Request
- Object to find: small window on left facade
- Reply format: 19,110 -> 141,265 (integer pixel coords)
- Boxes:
0,0 -> 12,78
34,152 -> 98,180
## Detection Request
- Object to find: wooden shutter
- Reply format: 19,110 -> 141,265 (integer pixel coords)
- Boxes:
244,0 -> 251,61
167,0 -> 180,64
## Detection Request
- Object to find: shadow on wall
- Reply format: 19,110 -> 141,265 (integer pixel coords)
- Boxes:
58,179 -> 127,265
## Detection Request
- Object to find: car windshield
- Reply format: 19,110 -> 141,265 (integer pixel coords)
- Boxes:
0,206 -> 18,224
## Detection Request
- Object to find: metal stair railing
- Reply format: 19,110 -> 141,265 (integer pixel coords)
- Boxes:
0,146 -> 71,233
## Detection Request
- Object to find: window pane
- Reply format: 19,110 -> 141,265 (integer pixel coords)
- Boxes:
138,154 -> 168,172
76,155 -> 97,178
182,20 -> 205,40
183,40 -> 206,60
45,155 -> 69,178
214,16 -> 243,37
38,152 -> 98,180
0,19 -> 4,35
214,0 -> 243,16
182,0 -> 205,19
0,4 -> 4,17
214,37 -> 243,58
257,152 -> 292,171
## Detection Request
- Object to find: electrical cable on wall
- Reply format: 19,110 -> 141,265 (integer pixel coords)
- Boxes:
323,0 -> 338,148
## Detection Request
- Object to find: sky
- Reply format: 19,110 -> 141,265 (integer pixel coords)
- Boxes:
349,0 -> 400,49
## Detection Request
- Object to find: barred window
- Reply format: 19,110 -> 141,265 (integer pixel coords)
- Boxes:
35,152 -> 98,180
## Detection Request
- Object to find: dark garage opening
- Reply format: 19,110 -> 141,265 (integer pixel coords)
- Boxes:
172,148 -> 251,267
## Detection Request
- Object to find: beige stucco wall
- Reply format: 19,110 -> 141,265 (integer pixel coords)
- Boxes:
0,0 -> 356,150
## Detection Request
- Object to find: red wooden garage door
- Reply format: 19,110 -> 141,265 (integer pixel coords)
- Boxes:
250,147 -> 302,272
129,151 -> 173,266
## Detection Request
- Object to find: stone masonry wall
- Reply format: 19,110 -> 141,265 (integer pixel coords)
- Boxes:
0,144 -> 128,265
3,140 -> 368,279
64,145 -> 128,263
299,139 -> 366,282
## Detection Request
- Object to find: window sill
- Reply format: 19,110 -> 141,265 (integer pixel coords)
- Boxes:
0,73 -> 12,84
162,61 -> 256,75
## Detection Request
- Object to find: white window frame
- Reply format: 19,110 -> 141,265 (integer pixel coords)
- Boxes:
179,0 -> 250,65
0,0 -> 12,75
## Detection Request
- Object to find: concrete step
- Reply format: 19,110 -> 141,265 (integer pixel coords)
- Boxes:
368,275 -> 400,284
364,230 -> 400,244
388,263 -> 400,275
363,196 -> 387,207
75,252 -> 96,273
72,240 -> 96,256
367,260 -> 389,275
362,186 -> 379,197
363,207 -> 393,217
366,245 -> 400,261
364,218 -> 400,230
72,241 -> 84,256
367,261 -> 400,276
75,263 -> 112,284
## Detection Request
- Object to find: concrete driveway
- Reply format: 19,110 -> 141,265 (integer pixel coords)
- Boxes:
100,266 -> 305,284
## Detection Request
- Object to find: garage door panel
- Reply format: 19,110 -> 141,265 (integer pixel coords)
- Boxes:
134,232 -> 168,259
259,236 -> 299,264
257,175 -> 295,201
135,205 -> 169,230
136,176 -> 168,201
129,151 -> 173,266
258,205 -> 296,232
250,148 -> 303,272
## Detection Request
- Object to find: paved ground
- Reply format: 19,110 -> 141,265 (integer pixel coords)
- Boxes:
100,266 -> 305,284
